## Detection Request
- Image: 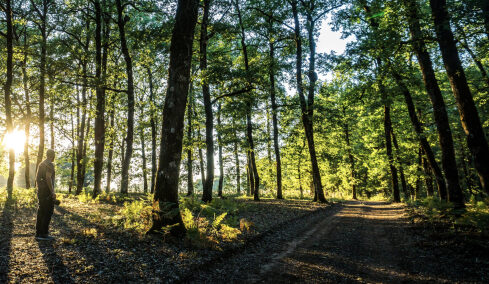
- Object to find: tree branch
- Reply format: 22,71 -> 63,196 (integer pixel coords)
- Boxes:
211,87 -> 253,104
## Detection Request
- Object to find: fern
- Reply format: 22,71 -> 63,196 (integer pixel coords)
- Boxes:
212,212 -> 227,228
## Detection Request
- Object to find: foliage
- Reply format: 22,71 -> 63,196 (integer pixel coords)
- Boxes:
0,187 -> 37,209
408,197 -> 489,233
179,196 -> 242,248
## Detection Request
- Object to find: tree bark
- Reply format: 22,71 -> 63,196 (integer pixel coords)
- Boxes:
234,128 -> 240,194
93,0 -> 105,198
391,71 -> 448,200
217,103 -> 224,198
147,67 -> 157,194
117,0 -> 135,194
148,0 -> 199,236
269,38 -> 283,200
235,0 -> 260,201
200,0 -> 214,203
197,124 -> 206,187
22,29 -> 32,189
423,155 -> 435,197
391,129 -> 408,199
291,0 -> 326,202
430,0 -> 489,195
35,0 -> 49,174
69,111 -> 75,193
106,109 -> 115,193
140,127 -> 148,193
4,0 -> 15,198
186,85 -> 194,196
406,0 -> 463,206
343,108 -> 356,200
76,18 -> 90,195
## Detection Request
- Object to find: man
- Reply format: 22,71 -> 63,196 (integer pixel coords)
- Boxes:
35,149 -> 56,241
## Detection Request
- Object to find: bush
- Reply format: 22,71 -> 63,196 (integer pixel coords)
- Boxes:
179,196 -> 242,248
0,187 -> 37,209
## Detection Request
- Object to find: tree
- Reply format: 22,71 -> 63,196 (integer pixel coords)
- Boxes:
430,0 -> 489,195
148,0 -> 199,236
405,0 -> 463,207
2,0 -> 15,198
290,0 -> 327,202
117,0 -> 135,194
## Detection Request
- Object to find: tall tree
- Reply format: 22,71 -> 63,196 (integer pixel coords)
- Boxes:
117,0 -> 135,194
217,103 -> 224,198
200,0 -> 214,203
22,27 -> 32,189
430,0 -> 489,195
93,0 -> 105,198
147,67 -> 157,193
405,0 -> 463,206
186,87 -> 194,196
3,0 -> 15,198
268,18 -> 283,199
31,0 -> 51,171
290,0 -> 326,202
235,0 -> 260,201
148,0 -> 199,236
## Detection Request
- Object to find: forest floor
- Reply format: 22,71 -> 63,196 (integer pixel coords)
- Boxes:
1,197 -> 488,283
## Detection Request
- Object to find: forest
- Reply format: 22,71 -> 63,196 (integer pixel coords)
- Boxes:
1,0 -> 489,282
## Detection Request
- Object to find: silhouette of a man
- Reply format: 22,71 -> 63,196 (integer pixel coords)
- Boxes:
35,149 -> 56,241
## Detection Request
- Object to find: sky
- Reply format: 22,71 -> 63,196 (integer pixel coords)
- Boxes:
317,18 -> 349,55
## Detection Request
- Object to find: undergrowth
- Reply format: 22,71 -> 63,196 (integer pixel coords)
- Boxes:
0,187 -> 37,209
407,196 -> 489,234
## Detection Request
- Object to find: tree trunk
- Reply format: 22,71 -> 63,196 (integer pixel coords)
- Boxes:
246,154 -> 254,196
76,18 -> 90,194
197,124 -> 206,187
22,29 -> 31,189
4,0 -> 15,198
235,0 -> 260,201
423,156 -> 435,197
117,0 -> 135,194
406,0 -> 463,206
93,0 -> 105,198
416,146 -> 422,200
383,102 -> 401,202
343,109 -> 357,200
200,0 -> 214,203
269,39 -> 283,199
234,129 -> 240,194
186,85 -> 194,196
291,0 -> 326,202
148,67 -> 157,194
391,129 -> 408,199
148,0 -> 199,236
81,109 -> 92,188
69,112 -> 75,193
140,127 -> 148,193
50,93 -> 54,149
390,71 -> 447,200
106,109 -> 115,193
36,0 -> 49,173
430,0 -> 489,195
217,103 -> 224,198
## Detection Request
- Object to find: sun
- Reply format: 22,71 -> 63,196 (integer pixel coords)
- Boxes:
3,129 -> 26,155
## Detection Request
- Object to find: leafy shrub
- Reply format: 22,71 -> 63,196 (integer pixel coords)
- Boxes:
0,187 -> 37,209
179,196 -> 242,248
119,200 -> 153,232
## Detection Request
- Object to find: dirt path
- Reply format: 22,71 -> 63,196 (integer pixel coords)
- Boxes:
260,201 -> 411,283
192,201 -> 487,283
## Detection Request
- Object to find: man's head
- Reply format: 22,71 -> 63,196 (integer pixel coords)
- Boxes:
46,149 -> 55,162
